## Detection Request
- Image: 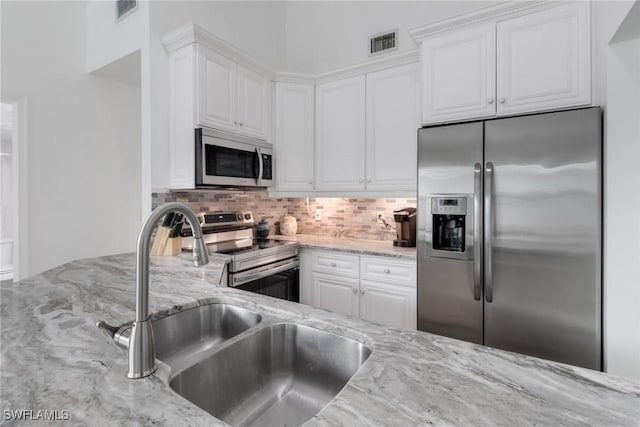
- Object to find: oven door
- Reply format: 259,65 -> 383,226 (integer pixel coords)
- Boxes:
195,127 -> 273,188
229,258 -> 299,302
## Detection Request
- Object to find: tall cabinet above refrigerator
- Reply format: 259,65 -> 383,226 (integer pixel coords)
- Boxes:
417,107 -> 602,370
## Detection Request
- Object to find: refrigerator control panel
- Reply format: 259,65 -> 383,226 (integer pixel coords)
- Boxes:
431,197 -> 467,215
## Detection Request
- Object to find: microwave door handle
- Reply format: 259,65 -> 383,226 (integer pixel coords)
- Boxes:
257,147 -> 264,186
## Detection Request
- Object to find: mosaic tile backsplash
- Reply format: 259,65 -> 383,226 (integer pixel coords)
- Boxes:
152,191 -> 416,241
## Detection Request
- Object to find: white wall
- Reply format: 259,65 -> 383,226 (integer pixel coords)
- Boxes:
1,1 -> 142,277
148,1 -> 286,190
282,1 -> 495,74
86,0 -> 147,73
604,15 -> 640,380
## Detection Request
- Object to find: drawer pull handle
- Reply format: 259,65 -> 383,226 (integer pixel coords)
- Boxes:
330,262 -> 337,267
384,268 -> 390,274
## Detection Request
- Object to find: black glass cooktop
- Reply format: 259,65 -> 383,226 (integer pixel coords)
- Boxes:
218,239 -> 296,256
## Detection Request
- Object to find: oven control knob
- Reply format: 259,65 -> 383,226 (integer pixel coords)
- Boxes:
244,213 -> 252,220
237,214 -> 243,220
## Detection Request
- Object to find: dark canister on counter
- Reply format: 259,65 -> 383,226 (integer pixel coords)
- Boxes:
256,219 -> 270,238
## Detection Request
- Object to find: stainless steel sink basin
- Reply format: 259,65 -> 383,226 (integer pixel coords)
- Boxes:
152,303 -> 261,369
170,323 -> 372,427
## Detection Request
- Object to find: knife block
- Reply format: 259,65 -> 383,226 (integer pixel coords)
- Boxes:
162,236 -> 182,256
150,226 -> 171,256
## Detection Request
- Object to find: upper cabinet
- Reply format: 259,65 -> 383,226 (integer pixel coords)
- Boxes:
312,64 -> 419,194
196,46 -> 271,140
366,63 -> 419,191
495,2 -> 590,116
420,24 -> 496,124
315,76 -> 366,192
275,82 -> 315,192
414,2 -> 591,124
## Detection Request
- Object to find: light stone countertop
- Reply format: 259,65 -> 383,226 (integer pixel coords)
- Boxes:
1,253 -> 639,426
269,234 -> 417,259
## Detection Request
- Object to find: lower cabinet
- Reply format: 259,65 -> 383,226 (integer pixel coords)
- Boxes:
301,249 -> 417,329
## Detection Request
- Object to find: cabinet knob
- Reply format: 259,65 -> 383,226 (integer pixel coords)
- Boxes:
239,122 -> 244,126
367,179 -> 372,183
330,262 -> 336,267
384,268 -> 390,274
359,178 -> 364,183
352,288 -> 357,293
308,180 -> 314,185
487,98 -> 494,104
359,289 -> 365,295
233,121 -> 238,125
499,98 -> 506,104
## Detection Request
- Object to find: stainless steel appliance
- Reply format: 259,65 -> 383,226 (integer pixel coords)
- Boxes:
182,211 -> 300,302
195,127 -> 273,188
393,207 -> 416,247
417,107 -> 602,370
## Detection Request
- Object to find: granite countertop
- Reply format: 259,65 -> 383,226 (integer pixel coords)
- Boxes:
269,234 -> 416,259
1,253 -> 639,426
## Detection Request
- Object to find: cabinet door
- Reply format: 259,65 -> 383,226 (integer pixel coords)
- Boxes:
275,82 -> 315,191
312,272 -> 359,317
359,279 -> 416,329
315,76 -> 366,191
366,64 -> 419,191
237,64 -> 271,140
496,2 -> 590,115
420,24 -> 496,124
197,46 -> 236,131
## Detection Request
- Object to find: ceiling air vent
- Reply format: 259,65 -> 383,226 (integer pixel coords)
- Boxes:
369,30 -> 398,56
116,0 -> 137,22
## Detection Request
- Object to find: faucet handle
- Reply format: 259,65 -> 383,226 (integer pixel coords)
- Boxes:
96,320 -> 131,349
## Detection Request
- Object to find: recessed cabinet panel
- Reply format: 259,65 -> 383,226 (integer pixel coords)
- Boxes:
275,83 -> 315,191
197,46 -> 236,131
496,2 -> 590,115
421,24 -> 496,124
359,280 -> 417,329
237,65 -> 271,139
315,76 -> 366,191
313,273 -> 359,317
366,64 -> 419,191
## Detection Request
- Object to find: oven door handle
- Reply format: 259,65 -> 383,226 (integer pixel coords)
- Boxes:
230,258 -> 300,287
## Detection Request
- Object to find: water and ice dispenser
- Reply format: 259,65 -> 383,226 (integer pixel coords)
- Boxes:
429,196 -> 469,257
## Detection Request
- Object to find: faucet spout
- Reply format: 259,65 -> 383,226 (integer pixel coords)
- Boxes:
128,203 -> 209,379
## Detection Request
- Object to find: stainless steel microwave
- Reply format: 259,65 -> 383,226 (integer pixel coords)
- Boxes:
195,127 -> 273,188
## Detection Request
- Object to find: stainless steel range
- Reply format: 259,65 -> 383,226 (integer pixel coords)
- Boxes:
182,211 -> 300,302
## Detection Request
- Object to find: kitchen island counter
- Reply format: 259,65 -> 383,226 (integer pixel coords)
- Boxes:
1,253 -> 638,426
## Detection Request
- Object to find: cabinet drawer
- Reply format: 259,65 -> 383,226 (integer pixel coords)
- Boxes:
360,256 -> 416,286
311,251 -> 359,277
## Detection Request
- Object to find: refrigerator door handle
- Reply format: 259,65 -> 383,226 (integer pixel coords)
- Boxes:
473,163 -> 483,301
484,161 -> 494,303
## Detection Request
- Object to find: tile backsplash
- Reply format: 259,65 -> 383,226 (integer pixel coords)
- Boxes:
152,190 -> 416,241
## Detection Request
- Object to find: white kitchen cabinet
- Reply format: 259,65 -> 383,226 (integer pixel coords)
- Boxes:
420,23 -> 496,124
365,64 -> 419,191
274,82 -> 315,192
313,272 -> 359,317
359,279 -> 416,329
315,76 -> 366,191
307,250 -> 417,329
416,2 -> 590,124
195,45 -> 271,140
197,45 -> 236,132
237,64 -> 271,139
496,2 -> 590,115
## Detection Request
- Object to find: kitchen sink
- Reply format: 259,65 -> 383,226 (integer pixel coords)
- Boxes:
169,322 -> 372,427
152,303 -> 262,370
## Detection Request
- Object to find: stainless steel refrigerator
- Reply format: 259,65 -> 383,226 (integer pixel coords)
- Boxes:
417,107 -> 602,370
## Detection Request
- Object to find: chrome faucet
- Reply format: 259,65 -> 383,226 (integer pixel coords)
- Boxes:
127,203 -> 210,378
111,203 -> 210,379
